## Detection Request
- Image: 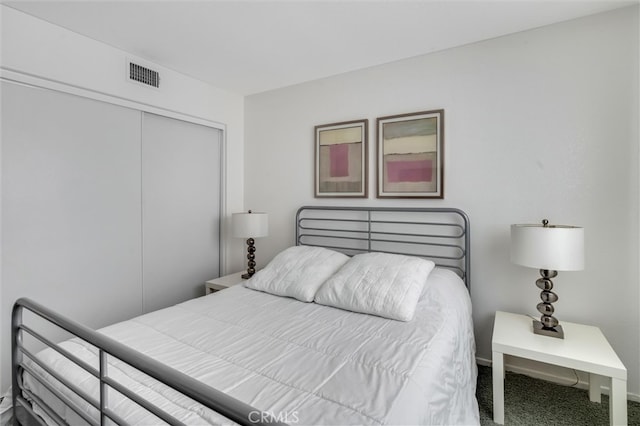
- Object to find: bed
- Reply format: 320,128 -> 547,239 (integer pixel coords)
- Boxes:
11,206 -> 478,425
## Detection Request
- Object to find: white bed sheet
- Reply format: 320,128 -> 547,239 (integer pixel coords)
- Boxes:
23,268 -> 479,425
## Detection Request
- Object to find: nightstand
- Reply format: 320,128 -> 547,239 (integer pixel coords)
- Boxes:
492,311 -> 627,426
205,271 -> 245,294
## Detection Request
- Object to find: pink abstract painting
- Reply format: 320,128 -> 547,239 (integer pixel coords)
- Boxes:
329,144 -> 349,177
377,110 -> 443,198
387,159 -> 432,182
315,119 -> 367,197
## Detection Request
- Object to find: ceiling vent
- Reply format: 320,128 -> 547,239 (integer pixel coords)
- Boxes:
129,62 -> 159,88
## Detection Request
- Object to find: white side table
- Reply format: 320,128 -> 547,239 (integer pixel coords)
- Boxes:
205,271 -> 245,294
492,311 -> 627,426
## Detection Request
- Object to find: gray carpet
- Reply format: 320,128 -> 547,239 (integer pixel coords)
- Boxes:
476,365 -> 640,425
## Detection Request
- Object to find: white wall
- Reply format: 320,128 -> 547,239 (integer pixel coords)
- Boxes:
245,6 -> 640,397
0,5 -> 245,391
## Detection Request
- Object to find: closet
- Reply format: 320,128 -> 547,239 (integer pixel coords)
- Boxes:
1,80 -> 221,372
141,112 -> 221,312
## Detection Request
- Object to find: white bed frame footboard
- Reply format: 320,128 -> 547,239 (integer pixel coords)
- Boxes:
11,298 -> 285,426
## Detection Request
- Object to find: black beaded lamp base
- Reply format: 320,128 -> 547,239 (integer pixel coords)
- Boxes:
242,237 -> 257,279
533,320 -> 564,338
534,268 -> 564,339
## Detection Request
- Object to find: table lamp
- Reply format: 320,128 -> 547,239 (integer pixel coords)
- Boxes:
510,219 -> 584,339
232,210 -> 268,279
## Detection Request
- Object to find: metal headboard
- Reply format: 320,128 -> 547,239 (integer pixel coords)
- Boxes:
295,206 -> 470,290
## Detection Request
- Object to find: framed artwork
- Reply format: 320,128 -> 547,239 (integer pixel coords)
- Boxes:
315,119 -> 368,198
376,109 -> 444,198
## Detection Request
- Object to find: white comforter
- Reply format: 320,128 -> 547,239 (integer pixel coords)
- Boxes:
24,268 -> 479,425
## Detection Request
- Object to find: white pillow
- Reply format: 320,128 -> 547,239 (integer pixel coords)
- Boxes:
245,245 -> 349,302
314,252 -> 435,321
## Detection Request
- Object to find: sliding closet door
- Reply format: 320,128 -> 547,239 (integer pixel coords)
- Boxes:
1,81 -> 143,384
142,113 -> 221,312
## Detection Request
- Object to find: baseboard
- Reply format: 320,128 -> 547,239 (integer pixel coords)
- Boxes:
476,356 -> 640,403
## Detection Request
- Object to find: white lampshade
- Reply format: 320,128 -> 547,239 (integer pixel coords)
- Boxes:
232,211 -> 268,238
510,223 -> 584,271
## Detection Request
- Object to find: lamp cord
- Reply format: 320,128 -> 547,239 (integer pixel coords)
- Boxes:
570,369 -> 580,387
